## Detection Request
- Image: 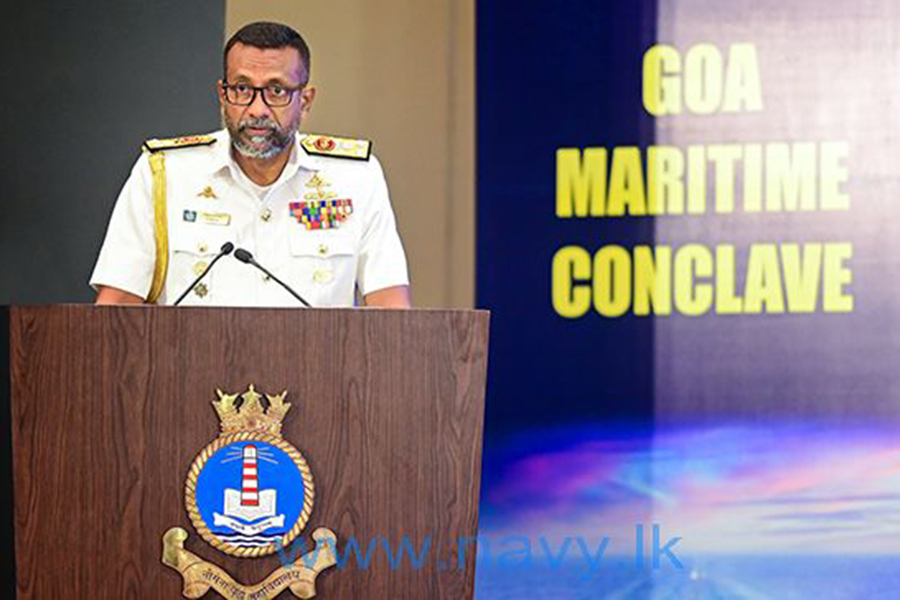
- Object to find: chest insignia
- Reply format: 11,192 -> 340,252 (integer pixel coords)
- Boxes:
289,199 -> 354,230
304,172 -> 336,200
197,186 -> 218,199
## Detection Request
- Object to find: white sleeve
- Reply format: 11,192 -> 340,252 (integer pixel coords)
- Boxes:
355,155 -> 410,296
88,153 -> 156,299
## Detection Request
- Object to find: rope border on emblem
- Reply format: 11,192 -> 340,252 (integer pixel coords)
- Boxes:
184,431 -> 315,557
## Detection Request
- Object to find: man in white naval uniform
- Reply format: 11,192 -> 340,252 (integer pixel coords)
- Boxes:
91,22 -> 410,308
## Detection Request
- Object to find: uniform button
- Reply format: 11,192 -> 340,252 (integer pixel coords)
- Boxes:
261,208 -> 272,222
262,274 -> 271,282
197,242 -> 208,254
318,244 -> 328,256
193,261 -> 208,276
313,270 -> 334,283
194,283 -> 209,298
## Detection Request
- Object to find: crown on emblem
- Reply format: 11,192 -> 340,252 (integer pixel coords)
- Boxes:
212,384 -> 291,435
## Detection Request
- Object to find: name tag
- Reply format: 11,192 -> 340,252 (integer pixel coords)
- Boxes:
184,210 -> 231,226
200,212 -> 232,226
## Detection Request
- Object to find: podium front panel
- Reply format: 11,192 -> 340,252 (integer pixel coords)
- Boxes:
8,306 -> 488,599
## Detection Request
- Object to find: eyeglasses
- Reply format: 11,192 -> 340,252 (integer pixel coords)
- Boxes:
222,81 -> 305,107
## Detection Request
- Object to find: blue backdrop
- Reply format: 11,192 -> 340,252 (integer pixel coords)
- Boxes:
476,1 -> 900,597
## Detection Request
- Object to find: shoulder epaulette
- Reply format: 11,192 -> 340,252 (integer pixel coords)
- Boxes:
143,134 -> 217,153
300,133 -> 371,161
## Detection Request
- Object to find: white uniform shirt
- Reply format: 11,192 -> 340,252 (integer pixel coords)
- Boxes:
90,130 -> 409,307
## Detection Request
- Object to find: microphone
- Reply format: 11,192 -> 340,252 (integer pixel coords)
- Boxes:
233,248 -> 312,307
172,242 -> 234,306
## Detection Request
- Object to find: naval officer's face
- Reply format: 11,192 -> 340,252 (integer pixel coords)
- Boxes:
218,42 -> 316,159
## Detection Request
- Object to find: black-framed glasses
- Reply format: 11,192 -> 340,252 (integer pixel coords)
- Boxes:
222,81 -> 305,107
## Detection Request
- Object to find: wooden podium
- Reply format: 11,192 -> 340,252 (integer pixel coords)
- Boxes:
1,305 -> 489,599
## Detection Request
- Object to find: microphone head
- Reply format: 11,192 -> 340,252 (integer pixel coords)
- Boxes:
234,248 -> 254,264
220,242 -> 235,255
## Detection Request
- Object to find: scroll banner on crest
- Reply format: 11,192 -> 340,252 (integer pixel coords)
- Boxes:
212,515 -> 285,535
476,0 -> 900,597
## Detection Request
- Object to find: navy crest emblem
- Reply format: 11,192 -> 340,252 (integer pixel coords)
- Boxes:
162,385 -> 337,599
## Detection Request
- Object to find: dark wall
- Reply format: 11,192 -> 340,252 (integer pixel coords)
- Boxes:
0,1 -> 225,304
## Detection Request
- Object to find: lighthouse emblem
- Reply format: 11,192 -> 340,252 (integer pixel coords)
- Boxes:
184,385 -> 315,557
211,444 -> 286,540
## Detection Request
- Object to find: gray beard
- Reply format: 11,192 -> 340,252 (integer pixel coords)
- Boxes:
225,115 -> 298,159
232,132 -> 288,159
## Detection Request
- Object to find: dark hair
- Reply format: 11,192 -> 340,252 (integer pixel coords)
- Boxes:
224,22 -> 311,81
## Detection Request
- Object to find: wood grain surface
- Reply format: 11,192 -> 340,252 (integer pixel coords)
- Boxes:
9,305 -> 489,599
1,307 -> 16,598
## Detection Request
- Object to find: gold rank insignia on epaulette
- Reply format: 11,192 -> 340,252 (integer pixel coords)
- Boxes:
300,133 -> 372,161
143,134 -> 217,153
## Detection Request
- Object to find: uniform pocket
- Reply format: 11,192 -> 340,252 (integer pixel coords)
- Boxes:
287,232 -> 358,288
172,225 -> 233,257
169,226 -> 234,302
288,234 -> 356,259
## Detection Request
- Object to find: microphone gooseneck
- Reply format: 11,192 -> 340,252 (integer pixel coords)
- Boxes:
232,247 -> 312,308
172,242 -> 235,306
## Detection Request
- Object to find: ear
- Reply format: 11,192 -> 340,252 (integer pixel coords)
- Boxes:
300,86 -> 316,119
216,79 -> 226,106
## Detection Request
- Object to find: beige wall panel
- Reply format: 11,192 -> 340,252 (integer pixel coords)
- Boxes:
226,1 -> 475,307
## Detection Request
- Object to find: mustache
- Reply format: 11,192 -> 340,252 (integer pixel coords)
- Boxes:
238,117 -> 278,131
